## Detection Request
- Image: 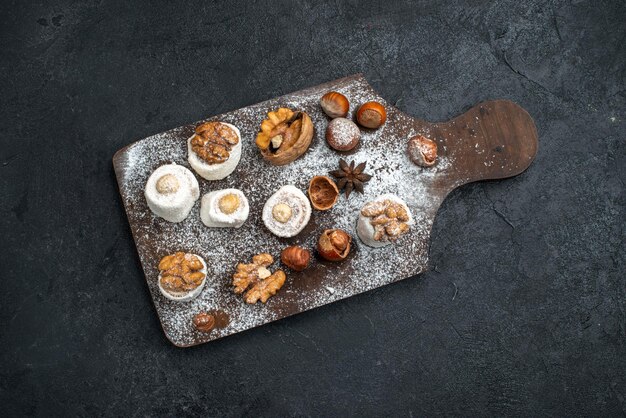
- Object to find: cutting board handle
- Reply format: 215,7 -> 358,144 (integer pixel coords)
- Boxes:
426,99 -> 538,194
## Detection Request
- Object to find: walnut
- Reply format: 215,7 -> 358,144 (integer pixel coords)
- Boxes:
232,253 -> 286,303
244,270 -> 286,304
307,176 -> 339,211
255,108 -> 314,165
158,252 -> 205,293
385,219 -> 410,237
360,201 -> 386,217
190,122 -> 239,164
232,253 -> 272,294
361,200 -> 411,242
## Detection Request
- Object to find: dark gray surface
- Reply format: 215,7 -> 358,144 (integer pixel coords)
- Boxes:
1,0 -> 624,416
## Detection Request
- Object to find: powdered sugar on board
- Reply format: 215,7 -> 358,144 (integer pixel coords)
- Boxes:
114,75 -> 456,346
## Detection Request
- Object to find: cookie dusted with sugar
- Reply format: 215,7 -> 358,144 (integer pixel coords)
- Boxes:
200,188 -> 249,228
144,163 -> 200,223
357,194 -> 414,248
187,121 -> 242,180
262,185 -> 311,238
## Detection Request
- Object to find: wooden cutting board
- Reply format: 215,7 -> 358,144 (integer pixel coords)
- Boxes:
113,74 -> 538,347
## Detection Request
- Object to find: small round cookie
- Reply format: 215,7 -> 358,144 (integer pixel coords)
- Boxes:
144,163 -> 199,223
200,188 -> 249,228
157,253 -> 207,302
262,185 -> 312,238
357,194 -> 414,248
188,121 -> 242,180
326,117 -> 360,151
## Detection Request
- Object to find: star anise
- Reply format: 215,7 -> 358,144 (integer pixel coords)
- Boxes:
329,159 -> 372,198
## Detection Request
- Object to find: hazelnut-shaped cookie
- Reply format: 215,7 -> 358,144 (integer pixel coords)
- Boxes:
200,188 -> 249,228
144,163 -> 200,223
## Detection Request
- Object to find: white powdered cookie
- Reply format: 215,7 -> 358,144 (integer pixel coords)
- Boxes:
357,194 -> 414,248
144,163 -> 199,223
200,188 -> 249,228
262,185 -> 311,238
158,254 -> 207,302
187,122 -> 242,180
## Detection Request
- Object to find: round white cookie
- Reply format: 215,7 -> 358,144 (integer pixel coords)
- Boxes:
144,163 -> 199,223
200,188 -> 249,228
262,185 -> 311,238
357,194 -> 414,248
158,254 -> 207,302
187,122 -> 242,180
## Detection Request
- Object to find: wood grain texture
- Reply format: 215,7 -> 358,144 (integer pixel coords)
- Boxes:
417,99 -> 538,200
5,1 -> 625,414
113,74 -> 538,346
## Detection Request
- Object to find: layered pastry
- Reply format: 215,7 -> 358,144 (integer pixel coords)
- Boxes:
188,121 -> 242,180
255,108 -> 314,165
144,163 -> 199,223
357,194 -> 414,247
262,185 -> 311,237
200,188 -> 249,228
157,252 -> 207,302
